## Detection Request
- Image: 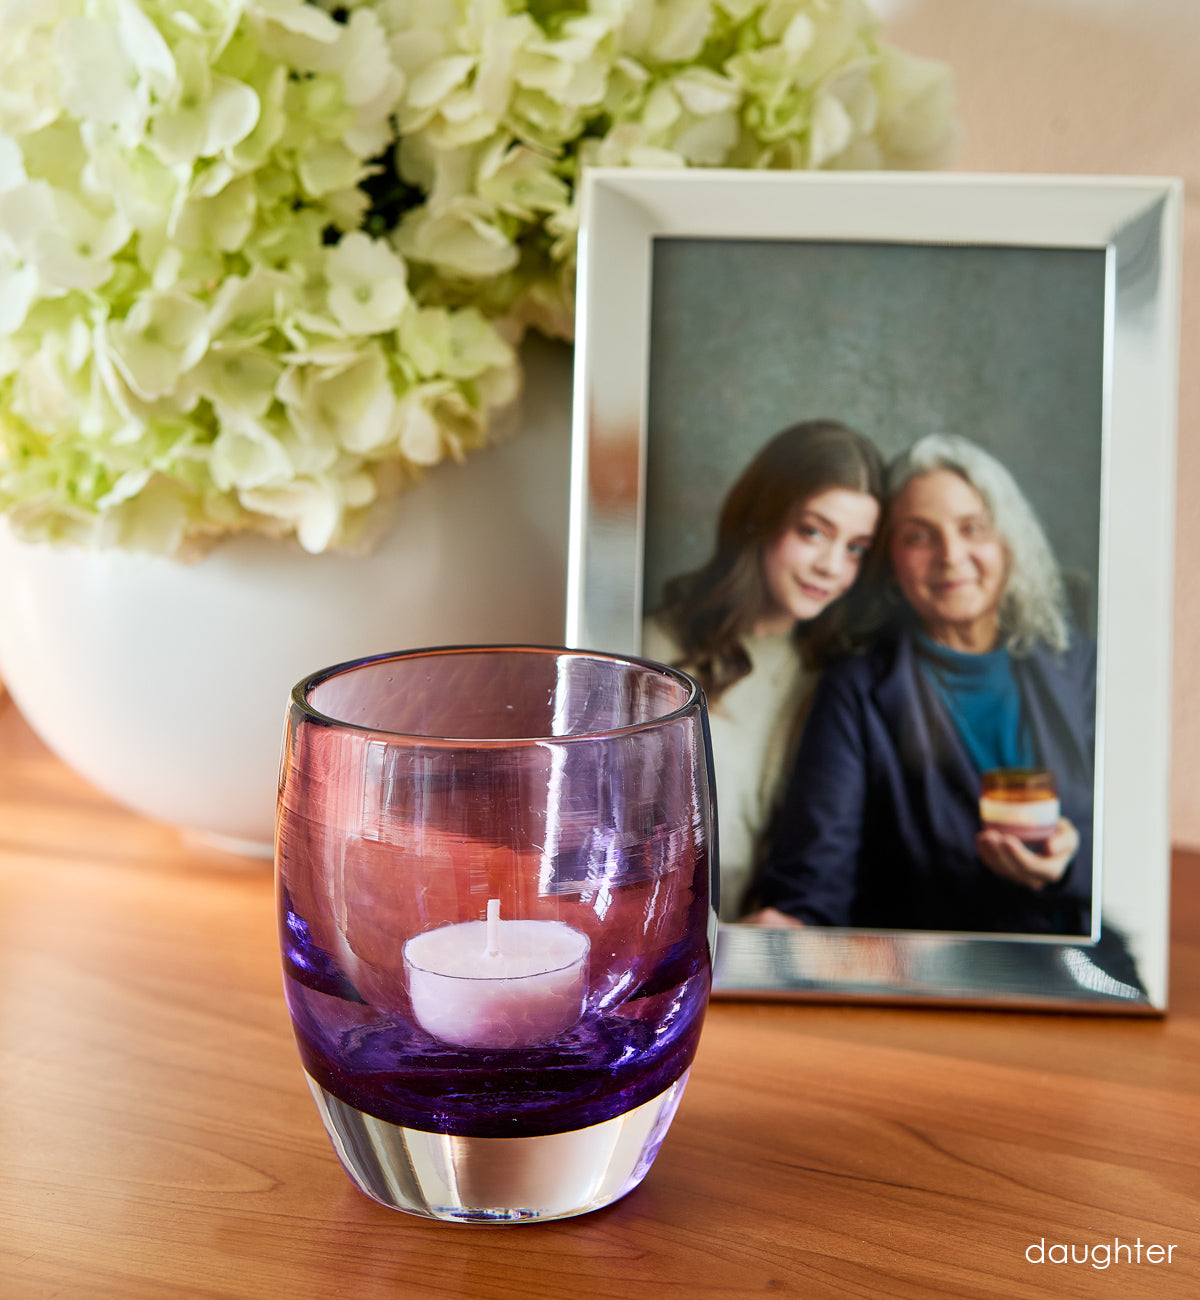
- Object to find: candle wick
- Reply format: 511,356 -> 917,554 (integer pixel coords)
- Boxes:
485,897 -> 501,957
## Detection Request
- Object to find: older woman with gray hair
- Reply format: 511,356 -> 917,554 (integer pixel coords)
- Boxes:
751,434 -> 1095,935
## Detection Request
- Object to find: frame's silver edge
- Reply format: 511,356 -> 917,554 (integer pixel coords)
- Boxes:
1089,180 -> 1181,1013
579,167 -> 1182,248
1135,180 -> 1183,1011
564,172 -> 597,649
711,922 -> 1160,1012
1090,240 -> 1117,950
569,171 -> 659,655
1158,180 -> 1184,1009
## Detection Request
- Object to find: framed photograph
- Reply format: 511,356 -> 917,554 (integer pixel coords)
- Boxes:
567,169 -> 1181,1011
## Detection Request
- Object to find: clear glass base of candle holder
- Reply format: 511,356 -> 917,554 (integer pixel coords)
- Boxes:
306,1070 -> 691,1224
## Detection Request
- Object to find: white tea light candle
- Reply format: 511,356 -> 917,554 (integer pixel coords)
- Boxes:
404,900 -> 589,1050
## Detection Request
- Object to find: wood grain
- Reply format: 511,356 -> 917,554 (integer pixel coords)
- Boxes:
2,697 -> 1198,1299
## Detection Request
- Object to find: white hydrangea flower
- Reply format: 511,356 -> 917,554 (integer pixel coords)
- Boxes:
191,344 -> 283,418
210,413 -> 294,491
620,0 -> 713,65
0,8 -> 62,136
513,19 -> 610,115
55,16 -> 149,134
0,134 -> 24,190
0,244 -> 37,335
276,410 -> 339,477
84,128 -> 186,234
337,9 -> 408,153
170,172 -> 258,252
0,135 -> 37,331
297,138 -> 365,197
240,468 -> 376,552
227,62 -> 289,171
106,289 -> 210,400
8,328 -> 95,433
474,141 -> 570,220
278,346 -> 398,455
95,467 -> 153,511
149,41 -> 260,166
871,45 -> 962,170
324,231 -> 410,335
394,393 -> 446,466
0,0 -> 958,556
395,195 -> 520,279
96,477 -> 195,555
0,180 -> 131,291
253,0 -> 344,44
207,267 -> 295,344
400,304 -> 515,381
604,124 -> 682,169
112,0 -> 176,96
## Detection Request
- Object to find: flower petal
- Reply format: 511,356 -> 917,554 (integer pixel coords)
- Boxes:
203,75 -> 261,154
211,417 -> 293,490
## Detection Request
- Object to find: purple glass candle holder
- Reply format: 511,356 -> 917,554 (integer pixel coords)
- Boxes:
276,645 -> 716,1223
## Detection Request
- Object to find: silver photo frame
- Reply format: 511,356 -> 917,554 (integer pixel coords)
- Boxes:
567,169 -> 1180,1011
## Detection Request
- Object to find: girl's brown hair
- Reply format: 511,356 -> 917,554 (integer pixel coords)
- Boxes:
654,419 -> 884,701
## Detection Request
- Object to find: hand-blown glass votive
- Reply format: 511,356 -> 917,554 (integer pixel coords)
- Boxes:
276,645 -> 716,1223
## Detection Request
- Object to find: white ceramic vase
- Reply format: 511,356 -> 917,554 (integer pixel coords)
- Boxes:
0,337 -> 573,854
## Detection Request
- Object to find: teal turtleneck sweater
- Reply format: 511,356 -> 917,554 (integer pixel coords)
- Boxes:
916,634 -> 1035,774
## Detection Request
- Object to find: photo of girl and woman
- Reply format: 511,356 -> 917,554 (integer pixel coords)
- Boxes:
640,236 -> 1105,938
647,422 -> 1094,935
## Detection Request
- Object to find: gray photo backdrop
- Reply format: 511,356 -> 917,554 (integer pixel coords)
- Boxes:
643,238 -> 1107,636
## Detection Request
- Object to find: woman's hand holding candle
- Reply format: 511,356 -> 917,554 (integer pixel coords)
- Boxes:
976,817 -> 1080,891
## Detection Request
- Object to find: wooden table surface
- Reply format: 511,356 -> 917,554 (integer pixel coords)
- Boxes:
2,696 -> 1199,1300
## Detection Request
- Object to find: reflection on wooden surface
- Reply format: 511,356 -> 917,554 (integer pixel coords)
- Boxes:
2,699 -> 1199,1299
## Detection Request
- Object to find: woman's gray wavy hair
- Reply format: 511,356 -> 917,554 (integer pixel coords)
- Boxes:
887,434 -> 1071,655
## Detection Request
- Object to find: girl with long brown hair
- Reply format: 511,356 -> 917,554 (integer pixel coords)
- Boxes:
643,419 -> 884,919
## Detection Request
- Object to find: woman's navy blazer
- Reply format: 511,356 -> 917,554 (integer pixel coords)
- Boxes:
758,629 -> 1096,934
